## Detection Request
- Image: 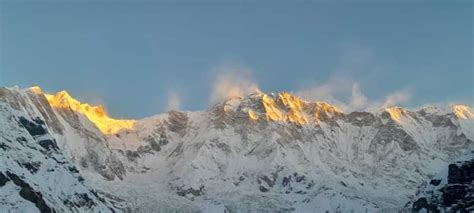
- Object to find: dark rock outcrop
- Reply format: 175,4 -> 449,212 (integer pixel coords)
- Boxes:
38,139 -> 59,151
20,162 -> 41,174
166,111 -> 188,136
0,142 -> 9,151
63,193 -> 96,209
6,171 -> 54,213
429,179 -> 441,186
176,185 -> 204,197
412,198 -> 439,212
412,158 -> 474,212
448,162 -> 474,184
0,172 -> 9,186
18,116 -> 47,136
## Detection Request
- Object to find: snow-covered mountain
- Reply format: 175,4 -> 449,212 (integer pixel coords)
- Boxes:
0,86 -> 472,212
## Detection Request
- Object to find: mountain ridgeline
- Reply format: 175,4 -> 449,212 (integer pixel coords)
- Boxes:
0,86 -> 472,212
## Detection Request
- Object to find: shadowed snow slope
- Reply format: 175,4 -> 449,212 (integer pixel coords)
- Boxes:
0,86 -> 472,212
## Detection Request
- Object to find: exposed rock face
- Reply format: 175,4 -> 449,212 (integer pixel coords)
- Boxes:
6,171 -> 53,213
38,139 -> 59,151
448,161 -> 473,184
18,117 -> 47,136
0,172 -> 9,187
412,151 -> 474,212
166,110 -> 188,136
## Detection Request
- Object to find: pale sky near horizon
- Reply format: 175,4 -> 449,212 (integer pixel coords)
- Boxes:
1,1 -> 472,118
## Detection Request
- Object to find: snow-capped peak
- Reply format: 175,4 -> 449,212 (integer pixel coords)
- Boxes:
214,91 -> 344,125
28,86 -> 136,135
28,86 -> 44,94
384,107 -> 408,123
452,104 -> 474,119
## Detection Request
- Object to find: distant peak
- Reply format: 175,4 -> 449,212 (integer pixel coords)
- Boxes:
452,104 -> 474,119
28,86 -> 43,94
385,107 -> 407,123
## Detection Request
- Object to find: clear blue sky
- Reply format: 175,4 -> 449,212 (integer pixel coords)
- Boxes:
1,1 -> 472,118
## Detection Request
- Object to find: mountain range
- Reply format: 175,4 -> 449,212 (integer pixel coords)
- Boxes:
0,86 -> 472,212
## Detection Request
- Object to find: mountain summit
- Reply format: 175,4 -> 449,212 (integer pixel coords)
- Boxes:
31,87 -> 136,135
0,86 -> 472,212
215,92 -> 344,125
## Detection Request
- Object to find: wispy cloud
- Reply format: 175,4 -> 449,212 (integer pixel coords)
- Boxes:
350,83 -> 368,109
379,89 -> 412,109
296,45 -> 412,111
210,65 -> 261,103
206,45 -> 416,111
296,77 -> 353,108
296,79 -> 412,111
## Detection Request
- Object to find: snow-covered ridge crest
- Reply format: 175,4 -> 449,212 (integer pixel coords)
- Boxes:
24,86 -> 474,130
28,86 -> 135,135
214,90 -> 473,126
214,91 -> 345,125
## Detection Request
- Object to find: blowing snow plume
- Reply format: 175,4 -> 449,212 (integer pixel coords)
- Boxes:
210,68 -> 262,103
165,91 -> 181,111
350,83 -> 369,109
295,45 -> 414,112
296,78 -> 413,112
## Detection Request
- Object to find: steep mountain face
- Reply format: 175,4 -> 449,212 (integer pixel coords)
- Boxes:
0,102 -> 122,212
0,86 -> 472,212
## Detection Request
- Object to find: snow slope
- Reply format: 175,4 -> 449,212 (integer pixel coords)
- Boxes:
0,102 -> 121,212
